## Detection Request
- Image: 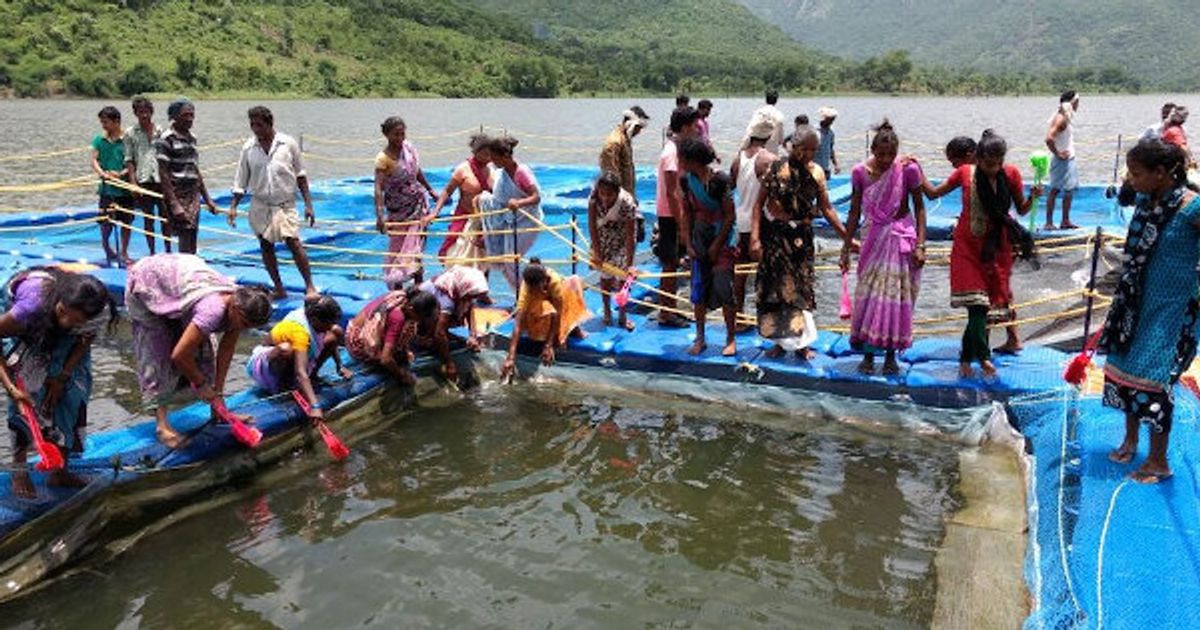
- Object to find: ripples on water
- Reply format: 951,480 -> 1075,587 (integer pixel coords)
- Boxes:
5,377 -> 963,629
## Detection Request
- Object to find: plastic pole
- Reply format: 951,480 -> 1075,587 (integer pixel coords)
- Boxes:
570,213 -> 578,276
512,208 -> 520,299
1081,226 -> 1103,350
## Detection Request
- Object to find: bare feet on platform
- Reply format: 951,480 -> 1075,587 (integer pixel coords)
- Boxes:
156,425 -> 185,449
857,356 -> 875,375
1108,444 -> 1136,464
881,358 -> 902,376
721,339 -> 737,357
1130,461 -> 1172,484
959,363 -> 974,379
11,471 -> 35,499
980,360 -> 997,378
48,469 -> 88,488
687,340 -> 707,356
765,345 -> 785,359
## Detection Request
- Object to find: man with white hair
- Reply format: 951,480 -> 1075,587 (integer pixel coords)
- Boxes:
600,106 -> 650,241
1044,90 -> 1080,230
814,106 -> 840,178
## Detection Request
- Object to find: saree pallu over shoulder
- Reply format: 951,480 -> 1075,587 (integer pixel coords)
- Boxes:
125,254 -> 236,323
849,162 -> 921,351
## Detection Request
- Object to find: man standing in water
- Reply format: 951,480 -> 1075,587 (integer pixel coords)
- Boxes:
600,106 -> 650,240
1044,91 -> 1080,230
156,98 -> 220,255
655,106 -> 700,326
229,106 -> 318,298
744,89 -> 785,154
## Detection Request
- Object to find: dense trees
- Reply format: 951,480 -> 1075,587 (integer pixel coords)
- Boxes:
0,0 -> 1148,98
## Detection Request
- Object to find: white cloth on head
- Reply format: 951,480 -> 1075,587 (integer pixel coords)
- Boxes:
1048,103 -> 1075,159
817,106 -> 838,121
744,104 -> 786,154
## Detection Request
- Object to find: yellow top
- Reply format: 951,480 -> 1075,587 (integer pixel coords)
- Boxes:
516,268 -> 564,315
270,318 -> 311,352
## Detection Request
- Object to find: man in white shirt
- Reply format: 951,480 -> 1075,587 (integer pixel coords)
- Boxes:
743,89 -> 785,154
230,106 -> 317,298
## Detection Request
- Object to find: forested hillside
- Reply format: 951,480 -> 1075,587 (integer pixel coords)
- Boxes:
738,0 -> 1182,91
0,0 -> 1150,98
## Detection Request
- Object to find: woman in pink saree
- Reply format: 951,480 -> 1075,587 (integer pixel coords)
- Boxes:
839,121 -> 927,375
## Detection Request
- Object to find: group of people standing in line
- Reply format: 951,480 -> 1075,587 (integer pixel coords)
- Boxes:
3,90 -> 1194,494
637,91 -> 1036,379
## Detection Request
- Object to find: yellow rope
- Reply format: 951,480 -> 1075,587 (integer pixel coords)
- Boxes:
0,146 -> 90,163
0,215 -> 102,232
0,174 -> 96,193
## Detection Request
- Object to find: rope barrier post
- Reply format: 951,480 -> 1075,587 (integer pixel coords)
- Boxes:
864,130 -> 869,160
512,208 -> 520,300
570,213 -> 578,276
1081,226 -> 1104,351
299,133 -> 304,153
1109,134 -> 1123,224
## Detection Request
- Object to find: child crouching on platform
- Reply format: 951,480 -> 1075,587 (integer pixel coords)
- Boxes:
247,295 -> 351,422
500,259 -> 590,380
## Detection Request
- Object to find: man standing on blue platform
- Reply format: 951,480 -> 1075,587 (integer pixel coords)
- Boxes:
814,106 -> 840,179
1044,91 -> 1080,230
229,106 -> 318,299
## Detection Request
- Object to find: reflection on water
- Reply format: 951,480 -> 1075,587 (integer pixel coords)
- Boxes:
4,381 -> 962,628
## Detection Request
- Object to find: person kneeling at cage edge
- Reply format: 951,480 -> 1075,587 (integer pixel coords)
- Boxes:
346,287 -> 445,386
0,267 -> 116,497
247,295 -> 352,422
500,259 -> 590,379
125,254 -> 273,448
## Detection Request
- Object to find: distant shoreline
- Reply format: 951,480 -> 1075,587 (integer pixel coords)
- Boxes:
0,89 -> 1152,102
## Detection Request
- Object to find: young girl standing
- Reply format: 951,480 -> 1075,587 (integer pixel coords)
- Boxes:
920,131 -> 1039,378
677,137 -> 738,357
840,121 -> 926,375
1101,139 -> 1200,484
587,172 -> 638,330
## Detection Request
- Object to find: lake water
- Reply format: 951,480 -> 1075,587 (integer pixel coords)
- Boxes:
0,94 -> 1182,210
0,94 -> 1173,627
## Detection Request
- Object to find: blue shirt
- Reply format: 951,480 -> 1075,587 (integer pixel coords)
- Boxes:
1106,195 -> 1200,388
814,127 -> 835,171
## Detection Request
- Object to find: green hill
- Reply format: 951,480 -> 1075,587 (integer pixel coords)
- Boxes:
459,0 -> 845,94
0,0 -> 1150,98
736,0 -> 1189,91
0,0 -> 570,98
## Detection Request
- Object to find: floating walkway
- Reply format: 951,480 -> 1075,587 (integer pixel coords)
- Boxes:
0,168 -> 1184,629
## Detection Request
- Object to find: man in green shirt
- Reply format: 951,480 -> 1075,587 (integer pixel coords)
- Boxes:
91,105 -> 132,266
